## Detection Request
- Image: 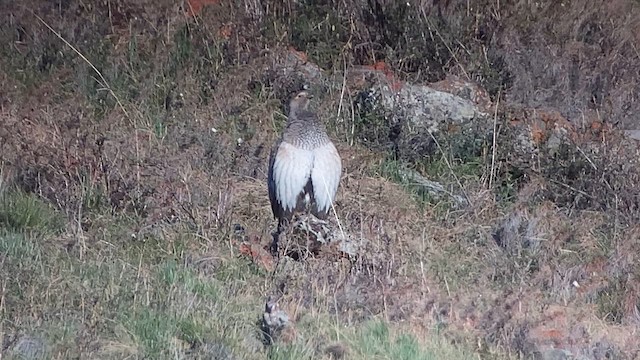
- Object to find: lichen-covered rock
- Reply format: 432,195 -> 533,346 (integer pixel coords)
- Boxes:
8,335 -> 49,360
355,79 -> 492,165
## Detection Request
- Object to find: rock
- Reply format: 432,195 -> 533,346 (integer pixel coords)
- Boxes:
492,207 -> 543,254
623,130 -> 640,141
194,341 -> 236,360
260,297 -> 295,345
376,81 -> 487,132
430,75 -> 494,114
8,335 -> 49,360
325,342 -> 348,359
350,71 -> 493,170
535,348 -> 572,360
285,214 -> 369,258
394,165 -> 468,206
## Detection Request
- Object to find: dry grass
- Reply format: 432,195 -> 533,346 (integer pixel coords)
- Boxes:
2,0 -> 640,359
0,1 -> 490,359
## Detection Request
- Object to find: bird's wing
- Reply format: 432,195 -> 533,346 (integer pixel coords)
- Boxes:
271,141 -> 314,213
267,140 -> 281,219
310,141 -> 342,215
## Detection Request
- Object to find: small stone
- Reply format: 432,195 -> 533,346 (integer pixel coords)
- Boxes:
325,343 -> 348,359
9,335 -> 49,360
261,297 -> 294,345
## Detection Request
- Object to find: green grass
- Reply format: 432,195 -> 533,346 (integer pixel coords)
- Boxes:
0,189 -> 65,234
377,156 -> 475,212
1,232 -> 483,359
347,320 -> 475,360
268,319 -> 478,360
0,189 -> 484,359
595,276 -> 626,325
378,157 -> 438,207
0,227 -> 260,358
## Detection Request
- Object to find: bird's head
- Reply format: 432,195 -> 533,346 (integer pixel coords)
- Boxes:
289,91 -> 313,114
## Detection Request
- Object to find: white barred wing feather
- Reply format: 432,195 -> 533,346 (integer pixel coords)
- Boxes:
272,141 -> 314,212
310,142 -> 342,214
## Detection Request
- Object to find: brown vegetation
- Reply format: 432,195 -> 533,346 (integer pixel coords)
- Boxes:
2,0 -> 640,359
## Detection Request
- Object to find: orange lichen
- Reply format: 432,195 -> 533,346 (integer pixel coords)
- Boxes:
288,47 -> 308,63
218,23 -> 233,39
239,241 -> 274,272
185,0 -> 221,17
362,61 -> 405,92
530,120 -> 547,145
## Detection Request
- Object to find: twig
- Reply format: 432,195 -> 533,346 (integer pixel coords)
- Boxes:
575,144 -> 597,171
419,7 -> 469,81
489,89 -> 501,188
336,53 -> 347,121
548,178 -> 594,199
30,11 -> 130,120
0,165 -> 5,194
320,172 -> 346,241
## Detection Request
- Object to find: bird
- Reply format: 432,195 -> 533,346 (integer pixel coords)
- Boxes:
267,90 -> 342,241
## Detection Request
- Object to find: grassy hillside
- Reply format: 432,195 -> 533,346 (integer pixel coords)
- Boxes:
2,1 -> 640,359
0,187 -> 484,359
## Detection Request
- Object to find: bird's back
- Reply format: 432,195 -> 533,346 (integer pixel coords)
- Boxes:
268,93 -> 342,228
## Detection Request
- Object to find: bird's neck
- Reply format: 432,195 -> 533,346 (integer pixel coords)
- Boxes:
283,120 -> 328,149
